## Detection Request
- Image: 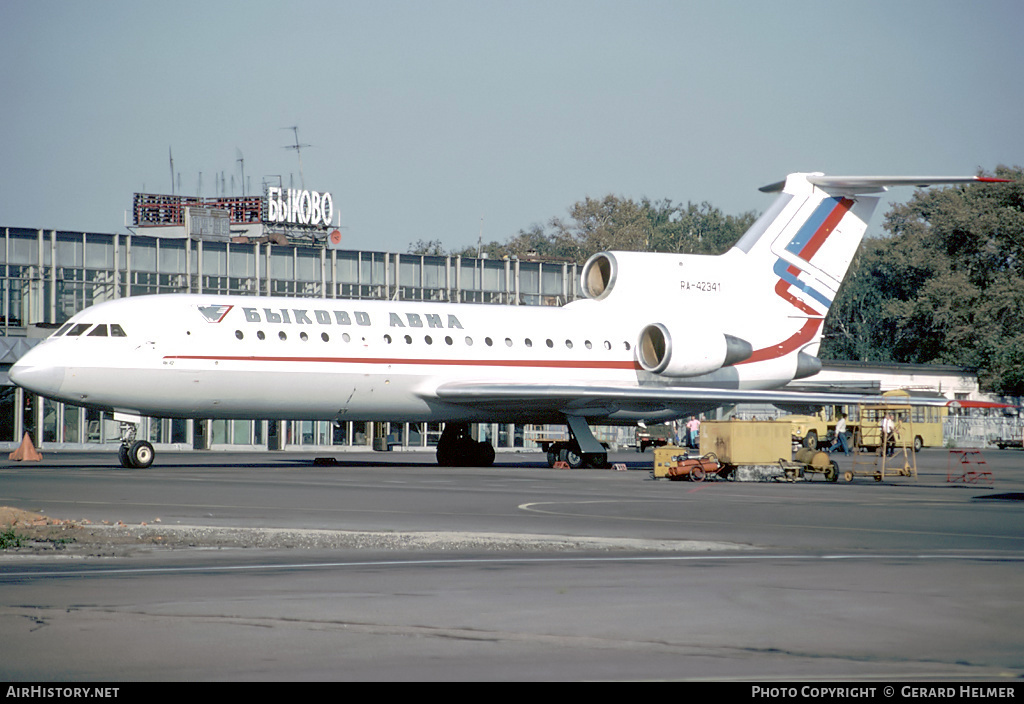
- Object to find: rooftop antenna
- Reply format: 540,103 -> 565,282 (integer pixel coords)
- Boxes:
168,147 -> 175,196
282,126 -> 310,189
236,148 -> 245,197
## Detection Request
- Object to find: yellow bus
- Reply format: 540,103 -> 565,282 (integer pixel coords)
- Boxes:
786,390 -> 945,452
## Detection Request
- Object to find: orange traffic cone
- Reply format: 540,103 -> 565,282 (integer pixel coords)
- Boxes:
8,432 -> 42,461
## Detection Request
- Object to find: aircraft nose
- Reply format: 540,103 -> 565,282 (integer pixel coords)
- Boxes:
9,359 -> 66,397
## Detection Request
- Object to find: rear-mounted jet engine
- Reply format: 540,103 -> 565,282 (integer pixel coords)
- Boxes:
636,322 -> 753,377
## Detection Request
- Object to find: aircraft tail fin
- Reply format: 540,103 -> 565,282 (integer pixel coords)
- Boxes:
733,172 -> 1000,318
730,172 -> 995,365
730,173 -> 879,322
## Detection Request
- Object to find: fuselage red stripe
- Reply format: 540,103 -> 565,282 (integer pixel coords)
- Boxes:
738,318 -> 822,365
163,354 -> 641,370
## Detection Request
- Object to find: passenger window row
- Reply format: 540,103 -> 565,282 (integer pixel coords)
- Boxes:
235,329 -> 631,351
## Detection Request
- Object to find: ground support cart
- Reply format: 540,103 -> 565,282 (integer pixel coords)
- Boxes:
665,452 -> 722,482
652,446 -> 725,481
777,448 -> 840,482
844,402 -> 918,482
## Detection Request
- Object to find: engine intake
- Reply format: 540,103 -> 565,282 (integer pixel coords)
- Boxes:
582,252 -> 617,300
637,323 -> 753,377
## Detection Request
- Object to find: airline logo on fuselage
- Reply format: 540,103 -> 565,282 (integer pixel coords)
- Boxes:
237,307 -> 463,329
198,305 -> 234,323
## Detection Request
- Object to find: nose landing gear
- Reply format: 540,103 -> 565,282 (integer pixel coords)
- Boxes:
118,421 -> 155,468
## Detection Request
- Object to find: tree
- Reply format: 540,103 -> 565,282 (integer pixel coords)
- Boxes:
407,239 -> 447,256
431,195 -> 757,263
817,239 -> 891,362
644,199 -> 756,255
821,165 -> 1024,395
548,196 -> 653,260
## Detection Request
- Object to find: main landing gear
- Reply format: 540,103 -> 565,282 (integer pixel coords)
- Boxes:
544,416 -> 609,469
544,440 -> 608,469
118,421 -> 155,469
436,422 -> 496,467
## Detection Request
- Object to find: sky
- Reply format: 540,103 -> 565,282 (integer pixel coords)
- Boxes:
1,0 -> 1021,253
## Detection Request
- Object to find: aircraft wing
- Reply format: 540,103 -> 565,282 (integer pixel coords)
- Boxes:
431,382 -> 946,418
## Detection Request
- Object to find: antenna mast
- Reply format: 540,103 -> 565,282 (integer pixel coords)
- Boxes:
168,147 -> 175,196
282,126 -> 310,189
236,148 -> 245,196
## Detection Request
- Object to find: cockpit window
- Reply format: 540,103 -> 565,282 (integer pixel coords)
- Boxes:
59,323 -> 126,338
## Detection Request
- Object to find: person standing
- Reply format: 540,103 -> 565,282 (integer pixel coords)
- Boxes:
687,416 -> 701,448
881,413 -> 896,456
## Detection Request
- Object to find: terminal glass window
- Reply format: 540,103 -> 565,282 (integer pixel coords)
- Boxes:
202,242 -> 230,295
422,256 -> 446,300
85,234 -> 114,269
157,238 -> 188,293
519,263 -> 540,305
229,243 -> 258,295
542,264 -> 566,303
296,248 -> 320,291
0,387 -> 21,441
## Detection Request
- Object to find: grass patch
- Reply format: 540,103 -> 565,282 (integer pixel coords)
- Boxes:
0,526 -> 24,549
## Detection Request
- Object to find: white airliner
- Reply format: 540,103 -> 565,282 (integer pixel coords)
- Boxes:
10,172 -> 1002,468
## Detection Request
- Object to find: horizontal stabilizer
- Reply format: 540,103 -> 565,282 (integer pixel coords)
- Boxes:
759,174 -> 1008,194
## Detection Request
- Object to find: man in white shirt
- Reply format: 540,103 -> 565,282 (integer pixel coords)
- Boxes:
829,414 -> 850,455
881,413 -> 896,456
